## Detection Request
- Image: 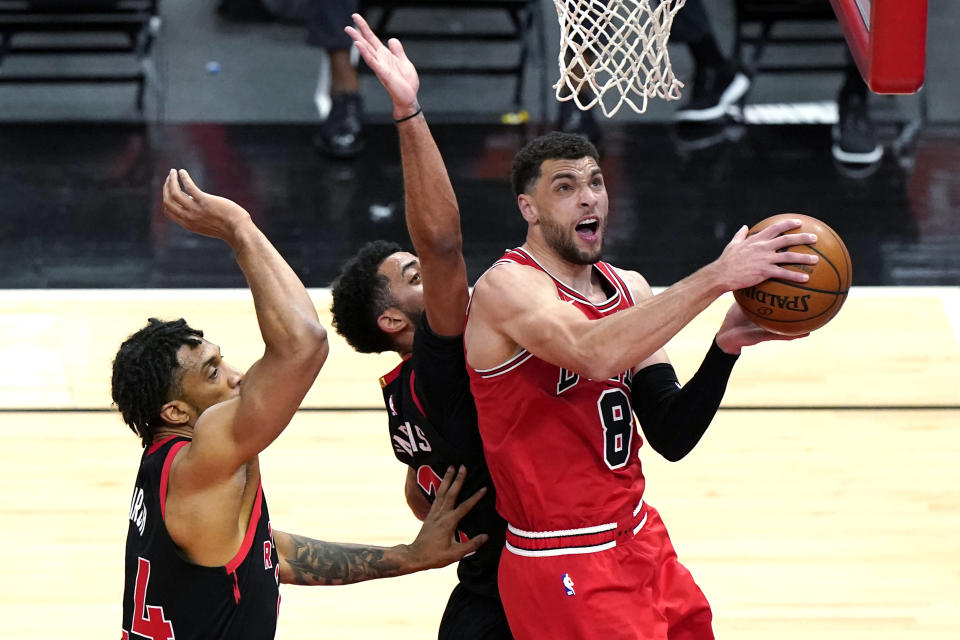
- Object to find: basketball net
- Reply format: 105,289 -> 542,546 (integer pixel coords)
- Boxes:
553,0 -> 686,116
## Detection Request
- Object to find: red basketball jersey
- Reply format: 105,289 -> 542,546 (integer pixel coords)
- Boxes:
467,248 -> 646,533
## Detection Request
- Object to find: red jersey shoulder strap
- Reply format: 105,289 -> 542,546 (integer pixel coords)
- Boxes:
501,248 -> 594,303
471,249 -> 633,310
595,261 -> 637,306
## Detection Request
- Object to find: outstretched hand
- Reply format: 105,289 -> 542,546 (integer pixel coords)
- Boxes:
345,13 -> 420,118
162,169 -> 252,247
405,466 -> 488,570
715,301 -> 808,354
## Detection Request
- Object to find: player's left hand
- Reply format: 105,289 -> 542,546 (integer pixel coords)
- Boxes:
715,301 -> 809,354
345,13 -> 420,119
404,466 -> 488,570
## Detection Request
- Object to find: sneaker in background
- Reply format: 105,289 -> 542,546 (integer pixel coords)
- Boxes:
674,64 -> 751,122
831,91 -> 883,164
315,91 -> 364,159
556,99 -> 601,142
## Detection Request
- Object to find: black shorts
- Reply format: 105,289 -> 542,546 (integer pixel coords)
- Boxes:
438,583 -> 513,640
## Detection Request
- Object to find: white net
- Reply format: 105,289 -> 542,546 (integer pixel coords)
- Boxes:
553,0 -> 687,116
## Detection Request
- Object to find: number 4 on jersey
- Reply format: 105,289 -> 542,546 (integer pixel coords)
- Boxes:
124,557 -> 174,640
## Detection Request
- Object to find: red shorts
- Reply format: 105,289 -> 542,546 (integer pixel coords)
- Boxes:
498,502 -> 713,640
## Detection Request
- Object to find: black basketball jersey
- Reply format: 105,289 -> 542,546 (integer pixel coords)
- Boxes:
122,436 -> 281,640
380,314 -> 506,599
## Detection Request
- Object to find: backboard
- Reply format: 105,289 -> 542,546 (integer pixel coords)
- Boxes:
829,0 -> 927,94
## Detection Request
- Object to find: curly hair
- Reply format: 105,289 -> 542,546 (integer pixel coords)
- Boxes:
510,131 -> 600,197
330,240 -> 403,354
111,318 -> 204,448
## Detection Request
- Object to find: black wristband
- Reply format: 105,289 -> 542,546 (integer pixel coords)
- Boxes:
394,106 -> 422,124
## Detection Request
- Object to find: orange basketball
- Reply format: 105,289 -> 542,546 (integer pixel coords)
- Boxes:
732,213 -> 852,336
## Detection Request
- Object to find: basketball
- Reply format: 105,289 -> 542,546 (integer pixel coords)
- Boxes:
733,213 -> 852,336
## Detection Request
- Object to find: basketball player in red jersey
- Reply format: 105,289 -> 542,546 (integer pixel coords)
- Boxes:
112,170 -> 488,640
463,132 -> 819,639
329,15 -> 512,638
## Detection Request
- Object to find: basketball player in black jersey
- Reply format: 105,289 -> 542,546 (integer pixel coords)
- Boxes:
329,15 -> 512,640
112,170 -> 489,640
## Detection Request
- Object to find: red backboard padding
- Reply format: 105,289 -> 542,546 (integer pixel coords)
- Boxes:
829,0 -> 927,94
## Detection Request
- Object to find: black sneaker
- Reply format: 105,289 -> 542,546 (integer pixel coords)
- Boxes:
674,64 -> 751,122
315,92 -> 364,159
673,120 -> 745,154
556,99 -> 601,141
832,91 -> 883,164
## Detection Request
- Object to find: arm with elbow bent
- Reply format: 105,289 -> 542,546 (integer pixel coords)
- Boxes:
161,169 -> 328,473
631,296 -> 811,461
468,220 -> 819,381
632,338 -> 738,462
624,260 -> 819,461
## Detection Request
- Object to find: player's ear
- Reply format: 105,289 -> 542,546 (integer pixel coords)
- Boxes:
159,400 -> 194,426
377,307 -> 408,335
518,194 -> 538,224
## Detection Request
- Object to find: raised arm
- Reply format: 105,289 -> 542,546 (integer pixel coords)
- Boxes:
275,466 -> 486,585
162,169 -> 328,477
466,220 -> 818,381
346,14 -> 468,336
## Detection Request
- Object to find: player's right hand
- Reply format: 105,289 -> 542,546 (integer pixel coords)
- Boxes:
162,169 -> 252,245
405,466 -> 488,570
715,301 -> 809,354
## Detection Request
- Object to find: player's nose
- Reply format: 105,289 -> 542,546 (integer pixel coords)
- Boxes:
224,362 -> 244,387
579,186 -> 598,208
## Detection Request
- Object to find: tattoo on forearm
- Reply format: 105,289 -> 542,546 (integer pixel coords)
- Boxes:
283,534 -> 404,586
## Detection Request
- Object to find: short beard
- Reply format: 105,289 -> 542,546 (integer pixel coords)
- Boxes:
540,216 -> 603,265
402,306 -> 422,330
393,300 -> 422,332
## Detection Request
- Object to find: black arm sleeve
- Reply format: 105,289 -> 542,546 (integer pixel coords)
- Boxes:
631,338 -> 739,462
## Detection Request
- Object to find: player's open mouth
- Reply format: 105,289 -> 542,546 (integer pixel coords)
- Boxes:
575,217 -> 599,240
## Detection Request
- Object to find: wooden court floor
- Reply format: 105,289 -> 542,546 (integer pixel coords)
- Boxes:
0,287 -> 958,639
